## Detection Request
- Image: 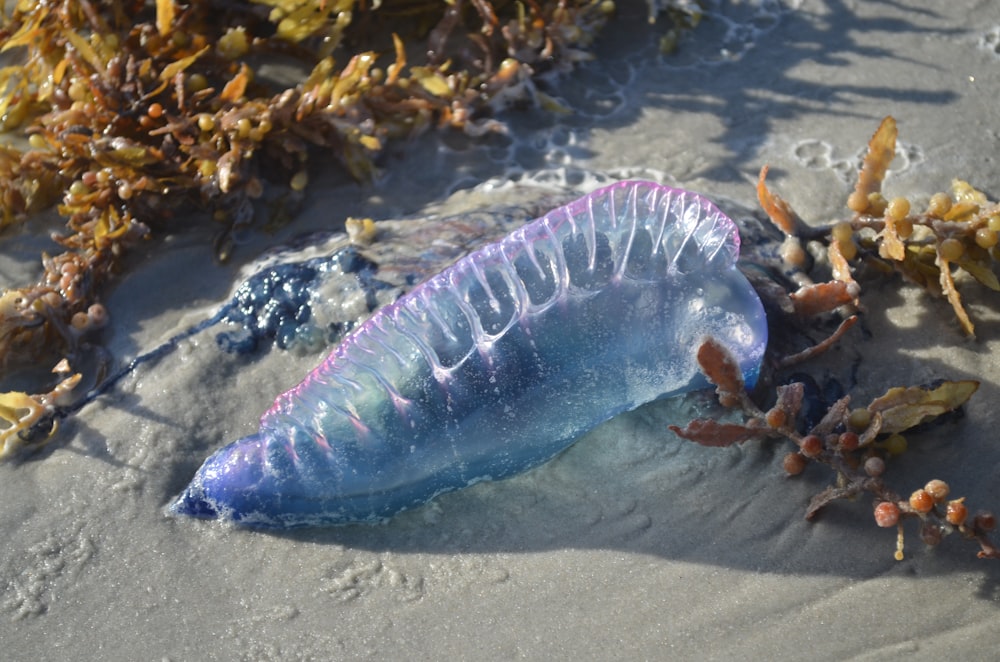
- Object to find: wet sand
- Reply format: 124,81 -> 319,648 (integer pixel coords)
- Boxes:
4,1 -> 1000,659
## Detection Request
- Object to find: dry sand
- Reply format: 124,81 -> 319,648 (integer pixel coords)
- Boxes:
4,0 -> 1000,659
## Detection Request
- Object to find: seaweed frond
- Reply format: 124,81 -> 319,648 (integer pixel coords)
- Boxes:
0,361 -> 80,460
676,116 -> 1000,560
760,115 -> 1000,337
674,339 -> 994,561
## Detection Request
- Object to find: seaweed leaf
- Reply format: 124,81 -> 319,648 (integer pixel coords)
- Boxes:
957,256 -> 1000,292
219,63 -> 251,102
62,28 -> 105,73
756,165 -> 799,236
788,281 -> 856,317
827,238 -> 858,291
667,419 -> 763,447
877,210 -> 906,261
0,6 -> 47,52
158,46 -> 210,82
849,115 -> 896,214
696,337 -> 744,391
156,0 -> 175,37
936,253 -> 976,336
867,380 -> 979,434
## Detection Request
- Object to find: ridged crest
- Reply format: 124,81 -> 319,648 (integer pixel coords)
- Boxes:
267,182 -> 741,423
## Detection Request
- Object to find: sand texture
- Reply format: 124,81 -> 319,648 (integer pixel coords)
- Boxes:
3,1 -> 1000,659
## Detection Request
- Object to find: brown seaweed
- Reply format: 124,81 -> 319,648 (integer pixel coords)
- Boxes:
673,337 -> 994,561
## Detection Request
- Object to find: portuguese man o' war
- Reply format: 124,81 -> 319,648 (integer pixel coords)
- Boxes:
170,181 -> 768,527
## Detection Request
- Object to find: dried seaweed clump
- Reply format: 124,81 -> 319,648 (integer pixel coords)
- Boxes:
674,116 -> 1000,561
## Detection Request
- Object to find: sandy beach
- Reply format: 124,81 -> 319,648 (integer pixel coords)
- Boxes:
4,0 -> 1000,659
